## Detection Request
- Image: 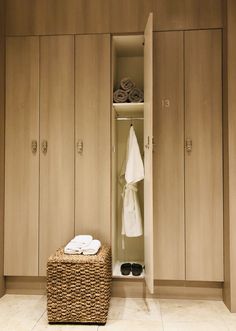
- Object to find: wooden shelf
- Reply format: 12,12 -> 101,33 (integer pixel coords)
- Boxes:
113,102 -> 144,111
113,103 -> 144,118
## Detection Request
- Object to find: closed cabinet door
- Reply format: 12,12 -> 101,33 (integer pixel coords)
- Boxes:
39,36 -> 75,275
185,30 -> 223,281
153,29 -> 223,282
154,31 -> 185,280
75,34 -> 111,244
5,37 -> 39,276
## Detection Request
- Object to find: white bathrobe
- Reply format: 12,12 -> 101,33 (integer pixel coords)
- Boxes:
121,126 -> 144,237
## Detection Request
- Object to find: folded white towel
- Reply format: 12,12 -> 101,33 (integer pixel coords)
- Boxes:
64,235 -> 93,255
64,244 -> 82,255
70,235 -> 93,247
82,240 -> 101,255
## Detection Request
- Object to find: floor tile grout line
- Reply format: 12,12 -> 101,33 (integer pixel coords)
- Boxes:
31,308 -> 47,331
159,300 -> 165,331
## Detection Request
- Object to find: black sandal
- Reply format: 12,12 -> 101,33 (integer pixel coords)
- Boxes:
131,263 -> 143,276
120,263 -> 132,275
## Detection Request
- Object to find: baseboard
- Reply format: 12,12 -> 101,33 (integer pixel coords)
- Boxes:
5,276 -> 223,301
153,280 -> 223,300
112,279 -> 223,300
5,277 -> 47,295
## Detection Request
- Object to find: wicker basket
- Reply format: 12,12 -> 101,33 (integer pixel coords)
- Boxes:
47,245 -> 112,324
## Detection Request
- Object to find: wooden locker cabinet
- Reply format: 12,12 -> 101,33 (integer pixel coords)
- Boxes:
111,14 -> 154,293
39,36 -> 75,275
154,29 -> 223,282
154,31 -> 185,280
185,29 -> 223,281
4,29 -> 223,283
5,33 -> 111,277
75,34 -> 111,245
5,37 -> 39,276
4,36 -> 75,276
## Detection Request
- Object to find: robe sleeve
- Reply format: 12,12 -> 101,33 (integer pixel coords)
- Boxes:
125,126 -> 144,184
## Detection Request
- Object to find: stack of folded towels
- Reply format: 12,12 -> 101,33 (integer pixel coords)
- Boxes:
64,235 -> 101,256
113,77 -> 144,103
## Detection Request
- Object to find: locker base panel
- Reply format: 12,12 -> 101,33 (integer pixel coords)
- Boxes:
5,277 -> 223,301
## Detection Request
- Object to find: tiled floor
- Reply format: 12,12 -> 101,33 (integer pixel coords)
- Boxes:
0,295 -> 236,331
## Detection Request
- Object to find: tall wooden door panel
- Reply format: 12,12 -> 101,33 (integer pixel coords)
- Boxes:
75,34 -> 110,244
144,13 -> 154,293
185,30 -> 223,281
5,37 -> 39,275
154,31 -> 185,280
39,36 -> 75,275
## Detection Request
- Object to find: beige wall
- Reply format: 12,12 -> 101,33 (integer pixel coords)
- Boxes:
223,0 -> 236,313
6,0 -> 222,35
0,0 -> 5,296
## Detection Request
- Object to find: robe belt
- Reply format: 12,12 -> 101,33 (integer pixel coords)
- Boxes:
121,183 -> 138,198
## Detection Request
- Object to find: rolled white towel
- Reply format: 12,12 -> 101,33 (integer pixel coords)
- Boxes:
128,88 -> 144,103
113,89 -> 128,103
82,239 -> 101,255
120,77 -> 135,92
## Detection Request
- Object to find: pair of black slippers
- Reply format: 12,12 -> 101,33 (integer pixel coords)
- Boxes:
120,263 -> 143,276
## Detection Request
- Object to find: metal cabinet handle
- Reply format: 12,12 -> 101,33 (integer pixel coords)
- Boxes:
145,136 -> 150,149
41,140 -> 48,154
77,140 -> 83,154
186,139 -> 192,153
31,140 -> 37,154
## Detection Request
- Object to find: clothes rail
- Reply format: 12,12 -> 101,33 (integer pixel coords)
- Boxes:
116,117 -> 144,121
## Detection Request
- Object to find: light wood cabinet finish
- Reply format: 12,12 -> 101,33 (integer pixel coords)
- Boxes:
157,0 -> 222,31
39,36 -> 75,275
5,37 -> 39,276
75,34 -> 111,244
223,0 -> 236,312
185,30 -> 223,281
0,0 -> 5,293
6,0 -> 222,35
153,31 -> 185,280
144,14 -> 154,294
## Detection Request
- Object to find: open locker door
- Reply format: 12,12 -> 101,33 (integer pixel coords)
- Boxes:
144,13 -> 154,294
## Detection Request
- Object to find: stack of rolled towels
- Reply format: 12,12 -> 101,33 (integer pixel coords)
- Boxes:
64,235 -> 101,256
113,77 -> 144,103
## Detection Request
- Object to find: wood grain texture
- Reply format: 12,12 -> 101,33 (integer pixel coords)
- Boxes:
157,0 -> 222,31
144,14 -> 154,294
0,0 -> 5,295
222,0 -> 231,311
75,34 -> 111,244
153,31 -> 185,280
223,0 -> 236,313
6,0 -> 222,35
110,0 -> 157,34
185,30 -> 223,282
5,37 -> 39,276
39,36 -> 75,276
